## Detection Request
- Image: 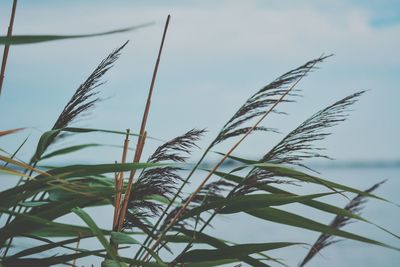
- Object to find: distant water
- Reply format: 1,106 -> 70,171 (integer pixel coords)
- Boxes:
208,166 -> 400,267
1,165 -> 399,266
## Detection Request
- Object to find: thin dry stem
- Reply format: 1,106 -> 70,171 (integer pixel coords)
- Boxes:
72,234 -> 81,267
0,0 -> 18,95
113,162 -> 119,230
117,14 -> 170,231
117,131 -> 147,230
112,129 -> 131,230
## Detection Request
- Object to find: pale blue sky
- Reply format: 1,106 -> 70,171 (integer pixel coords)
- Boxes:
1,0 -> 399,164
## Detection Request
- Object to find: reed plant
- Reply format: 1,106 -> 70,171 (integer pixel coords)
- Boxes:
0,14 -> 399,267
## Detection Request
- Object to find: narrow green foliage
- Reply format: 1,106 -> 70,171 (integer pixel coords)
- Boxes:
72,208 -> 123,266
175,242 -> 301,263
0,23 -> 152,45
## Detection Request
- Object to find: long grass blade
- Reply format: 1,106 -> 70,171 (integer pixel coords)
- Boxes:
247,207 -> 399,251
171,228 -> 272,267
0,23 -> 152,45
175,242 -> 301,264
72,207 -> 123,266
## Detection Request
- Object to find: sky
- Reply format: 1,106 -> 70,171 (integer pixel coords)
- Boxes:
0,0 -> 399,164
1,1 -> 400,266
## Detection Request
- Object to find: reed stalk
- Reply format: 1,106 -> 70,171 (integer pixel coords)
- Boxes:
113,129 -> 131,230
71,234 -> 81,267
0,0 -> 18,95
116,15 -> 170,231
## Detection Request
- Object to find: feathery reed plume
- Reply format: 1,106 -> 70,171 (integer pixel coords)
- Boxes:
236,91 -> 365,194
299,180 -> 386,267
162,180 -> 234,230
0,0 -> 18,96
148,129 -> 205,163
1,42 -> 128,258
262,91 -> 365,169
234,91 -> 364,195
155,181 -> 234,261
123,167 -> 182,228
144,56 -> 330,262
131,129 -> 204,262
31,41 -> 128,163
195,59 -> 344,198
217,126 -> 279,143
123,129 -> 205,230
11,40 -> 127,196
198,180 -> 235,200
52,41 -> 128,130
234,172 -> 299,196
213,55 -> 333,145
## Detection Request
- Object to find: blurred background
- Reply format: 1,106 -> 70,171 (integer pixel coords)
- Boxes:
0,1 -> 399,266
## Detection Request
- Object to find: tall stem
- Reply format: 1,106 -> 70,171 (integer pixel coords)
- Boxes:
113,129 -> 131,230
117,14 -> 171,231
0,0 -> 18,95
107,130 -> 131,257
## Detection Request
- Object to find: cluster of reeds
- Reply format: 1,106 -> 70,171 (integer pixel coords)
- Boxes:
0,13 -> 399,267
